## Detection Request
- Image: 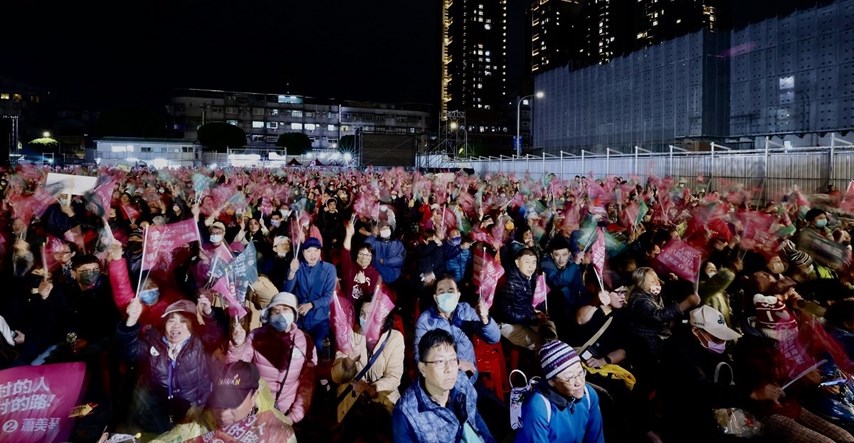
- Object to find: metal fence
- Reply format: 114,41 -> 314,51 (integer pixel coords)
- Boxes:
417,135 -> 854,202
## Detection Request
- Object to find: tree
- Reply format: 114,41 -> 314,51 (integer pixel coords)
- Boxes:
276,132 -> 312,155
198,122 -> 247,153
28,137 -> 60,152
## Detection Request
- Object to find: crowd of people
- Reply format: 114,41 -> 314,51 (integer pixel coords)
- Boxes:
2,163 -> 854,443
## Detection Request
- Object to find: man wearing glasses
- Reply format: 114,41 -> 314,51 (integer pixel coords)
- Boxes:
392,328 -> 495,443
515,340 -> 604,443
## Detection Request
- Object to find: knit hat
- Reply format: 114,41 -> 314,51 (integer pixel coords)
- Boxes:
260,292 -> 298,323
538,340 -> 581,380
753,294 -> 797,331
786,248 -> 813,268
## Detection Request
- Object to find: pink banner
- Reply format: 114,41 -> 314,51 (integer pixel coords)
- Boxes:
473,248 -> 504,310
0,362 -> 86,443
532,273 -> 548,309
591,229 -> 606,288
142,219 -> 201,270
185,410 -> 294,443
121,203 -> 140,222
331,287 -> 354,356
364,283 -> 395,349
655,239 -> 703,283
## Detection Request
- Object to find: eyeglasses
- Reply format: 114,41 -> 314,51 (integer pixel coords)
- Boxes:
357,253 -> 373,258
54,250 -> 71,255
555,371 -> 586,384
422,358 -> 459,369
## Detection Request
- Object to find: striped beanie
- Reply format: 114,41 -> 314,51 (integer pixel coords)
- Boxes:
538,340 -> 581,380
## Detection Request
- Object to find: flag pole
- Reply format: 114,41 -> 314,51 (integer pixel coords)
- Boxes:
41,242 -> 48,281
135,226 -> 149,299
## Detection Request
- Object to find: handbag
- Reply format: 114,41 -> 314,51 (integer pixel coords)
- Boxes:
712,362 -> 763,437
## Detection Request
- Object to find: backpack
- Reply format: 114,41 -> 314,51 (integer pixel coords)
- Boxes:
508,369 -> 591,430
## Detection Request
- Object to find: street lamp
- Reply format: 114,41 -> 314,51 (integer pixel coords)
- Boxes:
515,91 -> 544,156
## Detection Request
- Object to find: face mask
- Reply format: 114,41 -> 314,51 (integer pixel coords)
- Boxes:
209,234 -> 223,244
450,237 -> 462,246
707,340 -> 727,354
816,219 -> 828,228
128,242 -> 143,252
78,270 -> 99,286
380,229 -> 391,239
649,284 -> 662,296
271,219 -> 281,228
139,288 -> 160,306
270,312 -> 294,332
359,316 -> 367,331
277,251 -> 289,258
769,262 -> 786,274
436,292 -> 459,314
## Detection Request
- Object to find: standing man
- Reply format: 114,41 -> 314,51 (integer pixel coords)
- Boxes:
283,237 -> 336,350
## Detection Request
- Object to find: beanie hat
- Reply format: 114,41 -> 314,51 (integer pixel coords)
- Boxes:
753,294 -> 797,331
786,248 -> 813,268
538,340 -> 581,380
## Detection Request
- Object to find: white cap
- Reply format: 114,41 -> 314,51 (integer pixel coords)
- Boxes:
689,305 -> 742,341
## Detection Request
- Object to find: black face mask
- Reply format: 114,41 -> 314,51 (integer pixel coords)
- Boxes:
128,242 -> 143,253
78,270 -> 100,286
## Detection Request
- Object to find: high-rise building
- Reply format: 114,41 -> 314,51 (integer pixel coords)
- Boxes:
441,0 -> 508,117
532,0 -> 725,73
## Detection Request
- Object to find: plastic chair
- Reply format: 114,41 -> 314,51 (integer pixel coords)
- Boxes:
473,335 -> 510,401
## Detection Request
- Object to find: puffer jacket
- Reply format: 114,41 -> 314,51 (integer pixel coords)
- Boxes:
226,324 -> 317,422
364,236 -> 406,283
493,265 -> 537,326
392,374 -> 495,443
443,242 -> 472,283
116,318 -> 219,430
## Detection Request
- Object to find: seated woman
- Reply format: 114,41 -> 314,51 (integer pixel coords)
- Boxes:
331,294 -> 404,442
116,297 -> 221,435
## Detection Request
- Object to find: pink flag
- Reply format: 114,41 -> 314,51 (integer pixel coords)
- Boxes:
212,274 -> 247,318
64,226 -> 86,254
532,273 -> 548,309
142,219 -> 201,270
473,248 -> 504,310
364,281 -> 395,349
121,203 -> 140,222
840,180 -> 854,214
655,239 -> 703,283
31,186 -> 60,219
0,362 -> 87,443
330,283 -> 355,356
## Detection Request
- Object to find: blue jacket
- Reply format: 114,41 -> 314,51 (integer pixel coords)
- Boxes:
283,260 -> 336,330
443,243 -> 472,283
365,237 -> 406,283
414,303 -> 500,367
515,383 -> 604,443
393,374 -> 495,443
540,256 -> 585,310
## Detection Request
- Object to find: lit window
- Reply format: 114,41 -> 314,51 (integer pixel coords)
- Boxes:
328,124 -> 336,131
305,123 -> 316,131
227,119 -> 238,126
270,109 -> 279,116
0,93 -> 8,100
252,121 -> 264,129
485,24 -> 491,30
292,110 -> 303,118
291,123 -> 303,130
266,122 -> 279,130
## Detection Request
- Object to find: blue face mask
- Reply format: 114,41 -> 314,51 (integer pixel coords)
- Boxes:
816,219 -> 828,228
139,288 -> 160,306
209,234 -> 224,244
270,312 -> 294,332
450,237 -> 462,246
436,292 -> 459,314
359,316 -> 367,331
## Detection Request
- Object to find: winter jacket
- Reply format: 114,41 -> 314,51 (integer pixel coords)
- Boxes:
226,324 -> 317,422
540,256 -> 586,315
515,383 -> 604,443
414,303 -> 500,370
443,242 -> 472,283
415,241 -> 444,278
364,236 -> 406,283
392,374 -> 495,443
627,289 -> 682,356
282,260 -> 335,333
331,328 -> 405,423
116,317 -> 220,431
493,266 -> 537,326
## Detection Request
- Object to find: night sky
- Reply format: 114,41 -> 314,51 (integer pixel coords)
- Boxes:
2,0 -> 449,108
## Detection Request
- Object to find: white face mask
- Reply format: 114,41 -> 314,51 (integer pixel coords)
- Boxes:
380,229 -> 391,239
209,234 -> 223,244
649,284 -> 662,296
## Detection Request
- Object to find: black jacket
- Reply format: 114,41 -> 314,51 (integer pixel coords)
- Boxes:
493,266 -> 537,325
